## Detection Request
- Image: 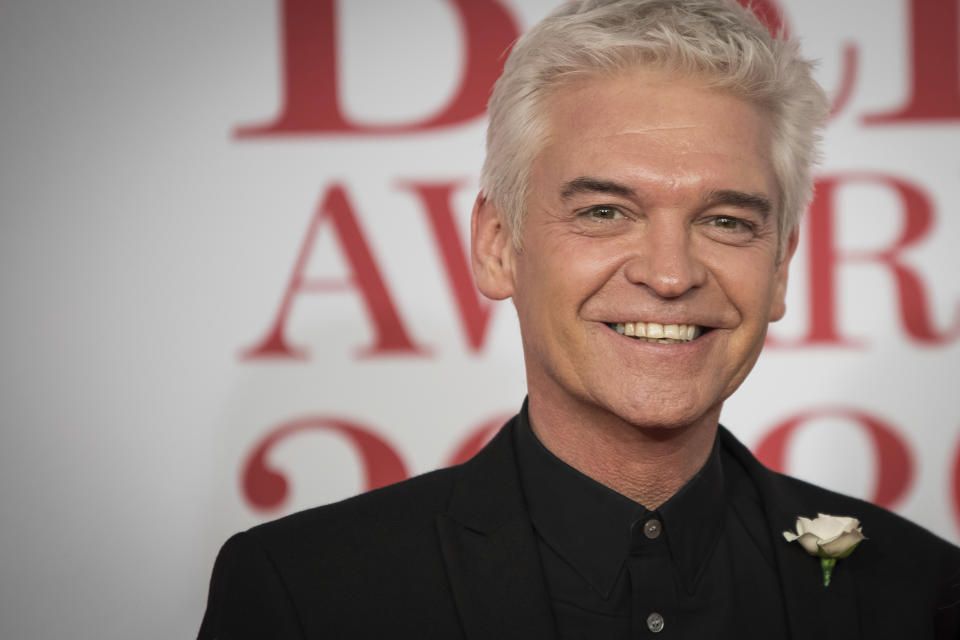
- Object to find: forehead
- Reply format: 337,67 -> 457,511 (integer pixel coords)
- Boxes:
531,68 -> 775,202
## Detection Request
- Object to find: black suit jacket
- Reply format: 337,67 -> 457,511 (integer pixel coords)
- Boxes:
199,415 -> 960,639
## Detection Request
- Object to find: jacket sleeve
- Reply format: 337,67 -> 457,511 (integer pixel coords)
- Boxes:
197,532 -> 306,640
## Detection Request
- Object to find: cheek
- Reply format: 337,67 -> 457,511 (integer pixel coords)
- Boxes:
519,237 -> 610,297
732,278 -> 777,319
707,248 -> 780,309
510,255 -> 561,332
768,291 -> 787,322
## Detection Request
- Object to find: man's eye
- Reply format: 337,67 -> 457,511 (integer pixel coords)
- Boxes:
584,206 -> 624,220
710,215 -> 753,232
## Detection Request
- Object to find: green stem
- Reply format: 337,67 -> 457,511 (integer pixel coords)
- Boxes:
821,557 -> 837,587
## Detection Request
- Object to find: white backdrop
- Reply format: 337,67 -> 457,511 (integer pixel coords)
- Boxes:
1,1 -> 959,638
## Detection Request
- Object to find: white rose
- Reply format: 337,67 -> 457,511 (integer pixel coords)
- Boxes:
783,513 -> 865,558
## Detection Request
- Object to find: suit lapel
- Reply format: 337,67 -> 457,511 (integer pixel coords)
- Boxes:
720,428 -> 862,640
772,512 -> 861,639
436,418 -> 557,640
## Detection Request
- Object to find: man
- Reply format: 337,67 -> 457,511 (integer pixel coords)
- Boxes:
199,1 -> 960,638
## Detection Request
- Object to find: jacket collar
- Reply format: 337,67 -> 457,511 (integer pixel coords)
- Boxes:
436,413 -> 557,640
719,426 -> 863,639
437,415 -> 871,640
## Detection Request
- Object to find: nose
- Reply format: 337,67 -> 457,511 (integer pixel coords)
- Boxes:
622,221 -> 707,298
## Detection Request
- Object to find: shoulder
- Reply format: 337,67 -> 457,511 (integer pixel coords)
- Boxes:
745,439 -> 959,562
199,464 -> 473,638
770,469 -> 957,557
770,469 -> 960,630
720,424 -> 956,554
226,414 -> 520,573
245,464 -> 461,558
721,426 -> 960,621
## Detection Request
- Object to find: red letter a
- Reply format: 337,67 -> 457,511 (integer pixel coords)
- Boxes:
243,184 -> 427,359
401,181 -> 494,352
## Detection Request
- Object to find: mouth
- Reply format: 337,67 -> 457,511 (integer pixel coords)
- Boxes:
605,321 -> 711,344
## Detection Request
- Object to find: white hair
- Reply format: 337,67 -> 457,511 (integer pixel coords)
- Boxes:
479,0 -> 829,256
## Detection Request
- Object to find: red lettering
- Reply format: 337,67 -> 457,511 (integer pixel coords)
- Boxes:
446,412 -> 513,466
736,0 -> 786,35
771,173 -> 959,346
734,0 -> 858,119
401,181 -> 494,351
828,44 -> 859,119
864,0 -> 960,123
243,184 -> 427,359
242,415 -> 409,512
236,0 -> 519,136
755,408 -> 914,508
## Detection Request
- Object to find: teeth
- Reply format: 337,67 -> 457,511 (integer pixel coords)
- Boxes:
609,321 -> 702,343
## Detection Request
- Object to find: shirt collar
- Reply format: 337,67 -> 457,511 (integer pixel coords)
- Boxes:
658,432 -> 727,594
514,404 -> 727,598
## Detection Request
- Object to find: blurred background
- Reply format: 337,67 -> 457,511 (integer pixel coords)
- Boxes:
1,0 -> 958,638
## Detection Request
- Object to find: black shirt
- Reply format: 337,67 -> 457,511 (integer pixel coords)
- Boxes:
514,410 -> 789,638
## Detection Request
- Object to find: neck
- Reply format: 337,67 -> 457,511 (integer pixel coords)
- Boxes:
527,394 -> 720,509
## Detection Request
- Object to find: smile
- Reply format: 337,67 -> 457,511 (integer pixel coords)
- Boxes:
606,322 -> 704,344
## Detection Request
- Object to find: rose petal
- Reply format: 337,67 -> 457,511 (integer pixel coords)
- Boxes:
796,516 -> 815,535
806,516 -> 846,540
796,532 -> 822,555
819,514 -> 859,533
820,529 -> 865,557
783,530 -> 798,542
841,518 -> 860,533
836,537 -> 864,559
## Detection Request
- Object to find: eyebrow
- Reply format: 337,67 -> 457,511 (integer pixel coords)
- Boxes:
560,177 -> 636,200
705,189 -> 773,218
559,177 -> 774,218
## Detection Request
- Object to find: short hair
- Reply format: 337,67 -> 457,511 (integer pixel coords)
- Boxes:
479,0 -> 829,256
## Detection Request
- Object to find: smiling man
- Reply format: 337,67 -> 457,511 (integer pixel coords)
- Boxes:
199,1 -> 960,638
473,67 -> 791,513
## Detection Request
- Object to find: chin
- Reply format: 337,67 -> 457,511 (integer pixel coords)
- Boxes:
601,395 -> 717,432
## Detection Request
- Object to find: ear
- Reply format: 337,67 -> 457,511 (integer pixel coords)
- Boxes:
769,229 -> 799,322
470,194 -> 516,301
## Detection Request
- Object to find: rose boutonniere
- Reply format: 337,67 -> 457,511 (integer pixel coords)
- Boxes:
783,513 -> 865,586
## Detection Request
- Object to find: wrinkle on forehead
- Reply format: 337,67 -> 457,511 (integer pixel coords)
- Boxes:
532,68 -> 777,202
614,124 -> 702,134
591,129 -> 751,162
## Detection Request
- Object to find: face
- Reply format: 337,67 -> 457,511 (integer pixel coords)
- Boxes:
474,68 -> 795,433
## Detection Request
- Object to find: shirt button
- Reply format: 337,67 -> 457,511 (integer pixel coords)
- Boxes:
647,612 -> 665,633
643,518 -> 662,539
